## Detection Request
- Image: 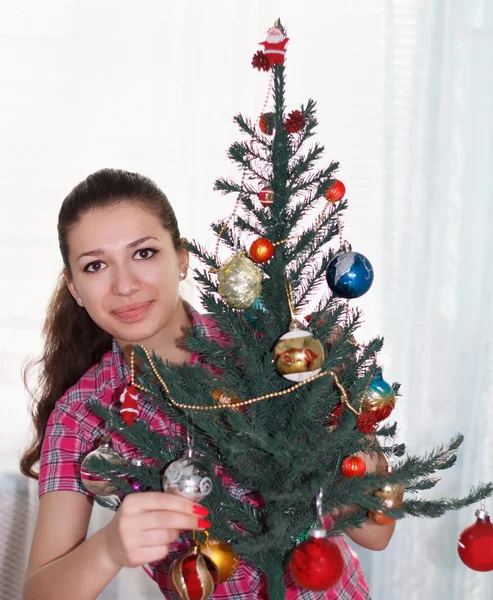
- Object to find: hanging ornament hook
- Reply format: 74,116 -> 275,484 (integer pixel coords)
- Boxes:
285,280 -> 297,326
316,487 -> 324,526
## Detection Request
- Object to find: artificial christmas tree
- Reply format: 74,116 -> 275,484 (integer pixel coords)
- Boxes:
85,19 -> 493,599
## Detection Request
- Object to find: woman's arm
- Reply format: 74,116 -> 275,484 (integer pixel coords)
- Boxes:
23,490 -> 208,600
344,515 -> 395,551
23,491 -> 120,600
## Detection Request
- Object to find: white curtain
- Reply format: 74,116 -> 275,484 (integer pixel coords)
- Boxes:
1,1 -> 492,598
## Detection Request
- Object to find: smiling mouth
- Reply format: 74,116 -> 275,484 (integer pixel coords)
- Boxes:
112,301 -> 153,323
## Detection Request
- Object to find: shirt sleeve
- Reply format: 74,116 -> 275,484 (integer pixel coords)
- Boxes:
38,403 -> 97,498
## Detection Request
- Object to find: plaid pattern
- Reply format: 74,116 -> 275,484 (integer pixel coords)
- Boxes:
39,304 -> 370,599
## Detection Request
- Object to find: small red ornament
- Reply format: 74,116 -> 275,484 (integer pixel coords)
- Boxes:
289,528 -> 344,591
356,412 -> 378,434
259,25 -> 289,67
257,186 -> 274,207
119,385 -> 139,426
170,543 -> 219,600
327,403 -> 344,429
458,507 -> 493,572
341,456 -> 367,478
249,238 -> 275,263
324,180 -> 346,203
259,112 -> 275,135
251,50 -> 270,72
285,110 -> 305,133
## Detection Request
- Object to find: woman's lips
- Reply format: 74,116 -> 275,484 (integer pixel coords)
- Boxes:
112,301 -> 153,323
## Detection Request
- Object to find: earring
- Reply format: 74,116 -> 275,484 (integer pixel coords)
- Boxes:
180,272 -> 186,280
77,297 -> 84,306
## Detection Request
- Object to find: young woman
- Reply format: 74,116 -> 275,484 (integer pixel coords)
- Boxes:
21,168 -> 394,600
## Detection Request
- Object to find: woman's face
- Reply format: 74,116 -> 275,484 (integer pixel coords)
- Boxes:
65,202 -> 188,346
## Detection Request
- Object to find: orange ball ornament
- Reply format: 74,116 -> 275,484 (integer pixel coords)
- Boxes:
368,464 -> 405,526
341,456 -> 367,478
212,389 -> 243,413
369,510 -> 395,526
249,238 -> 275,263
324,180 -> 346,203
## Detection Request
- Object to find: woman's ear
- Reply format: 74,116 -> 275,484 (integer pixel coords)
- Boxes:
64,270 -> 83,306
177,239 -> 190,276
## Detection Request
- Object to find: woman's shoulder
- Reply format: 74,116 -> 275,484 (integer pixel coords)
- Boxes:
53,344 -> 126,420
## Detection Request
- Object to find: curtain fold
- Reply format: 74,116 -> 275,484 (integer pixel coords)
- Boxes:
357,1 -> 493,598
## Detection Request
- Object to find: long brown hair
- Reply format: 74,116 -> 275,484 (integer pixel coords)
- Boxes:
21,168 -> 182,478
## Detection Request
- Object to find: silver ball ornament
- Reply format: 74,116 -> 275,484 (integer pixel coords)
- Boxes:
80,435 -> 126,497
162,453 -> 213,502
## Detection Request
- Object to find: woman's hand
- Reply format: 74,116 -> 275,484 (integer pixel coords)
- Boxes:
341,438 -> 396,550
102,492 -> 210,569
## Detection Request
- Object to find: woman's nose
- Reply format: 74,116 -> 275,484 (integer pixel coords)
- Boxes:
111,265 -> 140,296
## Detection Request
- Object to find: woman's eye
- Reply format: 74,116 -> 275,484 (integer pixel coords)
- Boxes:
84,260 -> 107,273
135,248 -> 158,260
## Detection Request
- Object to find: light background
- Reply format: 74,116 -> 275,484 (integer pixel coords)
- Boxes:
1,1 -> 492,598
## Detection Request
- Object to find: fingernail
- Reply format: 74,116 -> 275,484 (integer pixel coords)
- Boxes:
197,519 -> 211,529
193,505 -> 209,517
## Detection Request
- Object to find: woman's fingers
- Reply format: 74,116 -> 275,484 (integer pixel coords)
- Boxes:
122,492 -> 205,516
139,528 -> 181,548
134,510 -> 211,533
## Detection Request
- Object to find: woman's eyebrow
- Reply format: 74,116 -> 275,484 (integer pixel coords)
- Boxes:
76,236 -> 160,261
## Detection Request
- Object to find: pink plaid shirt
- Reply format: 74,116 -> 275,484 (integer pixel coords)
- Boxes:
39,304 -> 370,599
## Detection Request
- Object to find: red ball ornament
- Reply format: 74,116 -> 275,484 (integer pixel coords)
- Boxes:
257,186 -> 274,207
341,456 -> 367,478
289,528 -> 344,591
170,543 -> 219,600
324,180 -> 346,203
259,112 -> 275,135
458,508 -> 493,572
249,238 -> 275,263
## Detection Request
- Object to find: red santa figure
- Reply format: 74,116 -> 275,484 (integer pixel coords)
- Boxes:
260,25 -> 289,66
120,385 -> 139,426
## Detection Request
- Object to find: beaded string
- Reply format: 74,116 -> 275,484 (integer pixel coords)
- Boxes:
129,346 -> 357,413
211,71 -> 274,271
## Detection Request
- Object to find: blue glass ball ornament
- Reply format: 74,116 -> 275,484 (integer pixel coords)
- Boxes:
361,368 -> 396,422
326,245 -> 374,299
244,296 -> 266,327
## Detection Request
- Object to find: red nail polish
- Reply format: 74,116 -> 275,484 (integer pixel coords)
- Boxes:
197,518 -> 211,529
193,504 -> 209,517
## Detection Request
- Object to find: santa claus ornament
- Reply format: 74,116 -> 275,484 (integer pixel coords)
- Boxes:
120,385 -> 139,426
259,22 -> 289,67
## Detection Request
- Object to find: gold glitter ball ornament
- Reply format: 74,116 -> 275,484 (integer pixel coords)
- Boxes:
217,253 -> 262,309
273,323 -> 325,382
198,539 -> 240,584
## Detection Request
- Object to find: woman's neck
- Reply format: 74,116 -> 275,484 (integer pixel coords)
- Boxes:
119,300 -> 193,368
